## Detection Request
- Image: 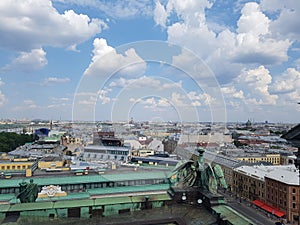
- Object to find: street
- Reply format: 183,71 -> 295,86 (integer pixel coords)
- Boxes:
220,190 -> 284,225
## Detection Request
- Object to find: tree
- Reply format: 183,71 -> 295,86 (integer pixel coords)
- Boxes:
0,132 -> 36,153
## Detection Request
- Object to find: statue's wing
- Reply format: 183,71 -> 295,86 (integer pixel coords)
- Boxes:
172,160 -> 194,173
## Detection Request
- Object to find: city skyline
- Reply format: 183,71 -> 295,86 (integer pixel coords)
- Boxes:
0,0 -> 299,123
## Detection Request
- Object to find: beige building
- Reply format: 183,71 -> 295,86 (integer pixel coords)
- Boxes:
61,134 -> 82,146
233,165 -> 298,221
38,156 -> 65,169
265,167 -> 299,223
232,165 -> 265,201
235,153 -> 281,165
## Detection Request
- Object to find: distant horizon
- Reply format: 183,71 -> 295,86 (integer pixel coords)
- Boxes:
0,118 -> 297,125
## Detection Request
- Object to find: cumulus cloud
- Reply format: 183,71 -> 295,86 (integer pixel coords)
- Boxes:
85,38 -> 146,78
155,0 -> 293,82
1,48 -> 47,72
154,1 -> 168,28
0,0 -> 106,51
129,96 -> 171,112
233,66 -> 278,105
232,2 -> 291,65
271,68 -> 300,103
97,89 -> 111,104
261,0 -> 300,40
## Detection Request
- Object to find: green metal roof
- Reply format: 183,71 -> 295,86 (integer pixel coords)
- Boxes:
0,185 -> 171,213
212,205 -> 254,225
0,174 -> 109,188
36,192 -> 90,202
102,171 -> 168,182
0,171 -> 169,188
0,193 -> 15,202
87,183 -> 170,195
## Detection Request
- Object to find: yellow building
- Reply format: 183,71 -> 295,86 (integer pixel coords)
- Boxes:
38,156 -> 65,169
235,153 -> 281,165
0,161 -> 34,171
132,149 -> 155,157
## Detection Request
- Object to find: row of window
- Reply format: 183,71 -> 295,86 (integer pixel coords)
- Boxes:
241,158 -> 280,163
84,153 -> 125,161
1,165 -> 31,170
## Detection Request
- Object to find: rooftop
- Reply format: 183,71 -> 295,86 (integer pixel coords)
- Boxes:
235,164 -> 299,184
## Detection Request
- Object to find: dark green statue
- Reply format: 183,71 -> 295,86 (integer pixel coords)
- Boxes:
17,179 -> 39,203
171,145 -> 227,194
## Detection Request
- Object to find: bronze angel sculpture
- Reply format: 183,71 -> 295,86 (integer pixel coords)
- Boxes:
170,146 -> 227,194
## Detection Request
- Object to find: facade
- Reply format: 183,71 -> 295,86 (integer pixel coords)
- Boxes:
0,172 -> 172,221
265,167 -> 299,223
83,131 -> 130,162
0,160 -> 36,176
37,156 -> 65,169
232,165 -> 265,201
233,164 -> 300,222
61,134 -> 82,146
83,145 -> 130,162
235,153 -> 281,165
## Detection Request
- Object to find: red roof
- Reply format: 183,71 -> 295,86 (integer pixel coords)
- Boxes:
252,199 -> 285,218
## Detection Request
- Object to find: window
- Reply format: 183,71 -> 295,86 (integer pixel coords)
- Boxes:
293,188 -> 296,193
293,196 -> 296,201
293,203 -> 296,208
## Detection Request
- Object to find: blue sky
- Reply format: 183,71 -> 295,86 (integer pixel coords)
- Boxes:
0,0 -> 299,123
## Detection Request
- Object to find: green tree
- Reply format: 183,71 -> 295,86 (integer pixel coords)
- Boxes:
0,132 -> 35,153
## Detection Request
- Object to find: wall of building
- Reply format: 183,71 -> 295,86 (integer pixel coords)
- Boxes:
232,170 -> 265,201
0,161 -> 34,172
236,154 -> 281,165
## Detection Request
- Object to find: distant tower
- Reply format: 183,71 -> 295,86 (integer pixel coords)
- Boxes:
129,117 -> 134,124
50,120 -> 53,130
245,119 -> 252,129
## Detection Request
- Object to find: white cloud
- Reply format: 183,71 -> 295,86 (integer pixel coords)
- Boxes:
221,86 -> 244,99
0,92 -> 6,107
109,76 -> 182,90
261,0 -> 300,40
23,100 -> 38,109
129,96 -> 171,112
156,0 -> 293,83
0,0 -> 106,51
42,77 -> 71,85
154,1 -> 168,28
109,76 -> 160,89
232,2 -> 291,65
97,89 -> 111,104
271,68 -> 300,103
171,92 -> 186,107
237,3 -> 269,36
85,38 -> 146,78
0,78 -> 6,107
1,48 -> 47,72
52,0 -> 154,19
233,66 -> 278,105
